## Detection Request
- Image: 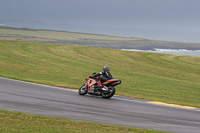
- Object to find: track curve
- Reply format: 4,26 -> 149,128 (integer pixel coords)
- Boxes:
0,77 -> 200,133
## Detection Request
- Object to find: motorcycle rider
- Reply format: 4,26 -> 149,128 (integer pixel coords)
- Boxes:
90,66 -> 113,84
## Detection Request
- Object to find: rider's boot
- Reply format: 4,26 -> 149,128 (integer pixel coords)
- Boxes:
96,79 -> 103,91
101,85 -> 108,91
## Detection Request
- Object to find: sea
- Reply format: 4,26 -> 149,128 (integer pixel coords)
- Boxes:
122,49 -> 200,57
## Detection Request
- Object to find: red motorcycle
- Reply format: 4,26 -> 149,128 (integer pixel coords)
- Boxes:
78,72 -> 121,99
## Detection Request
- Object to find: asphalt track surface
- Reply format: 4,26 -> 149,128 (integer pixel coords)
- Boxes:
0,77 -> 200,133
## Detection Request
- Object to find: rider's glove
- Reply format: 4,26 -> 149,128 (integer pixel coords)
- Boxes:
90,75 -> 94,78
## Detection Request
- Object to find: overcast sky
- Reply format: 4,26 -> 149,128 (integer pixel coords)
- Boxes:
0,0 -> 200,42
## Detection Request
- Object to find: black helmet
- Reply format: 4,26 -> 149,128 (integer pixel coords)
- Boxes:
103,66 -> 110,71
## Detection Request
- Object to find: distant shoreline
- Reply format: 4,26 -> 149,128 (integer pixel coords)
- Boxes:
1,26 -> 200,52
122,48 -> 200,57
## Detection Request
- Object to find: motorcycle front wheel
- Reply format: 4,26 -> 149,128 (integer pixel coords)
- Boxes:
78,84 -> 88,95
102,86 -> 115,99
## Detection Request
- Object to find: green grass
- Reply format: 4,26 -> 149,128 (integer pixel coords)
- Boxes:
0,110 -> 167,133
0,40 -> 200,107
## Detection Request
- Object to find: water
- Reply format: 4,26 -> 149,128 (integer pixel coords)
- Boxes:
122,49 -> 200,57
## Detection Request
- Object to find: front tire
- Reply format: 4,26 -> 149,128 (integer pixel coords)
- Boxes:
102,86 -> 115,99
78,84 -> 88,95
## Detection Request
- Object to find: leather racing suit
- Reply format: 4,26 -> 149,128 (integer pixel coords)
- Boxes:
94,70 -> 113,82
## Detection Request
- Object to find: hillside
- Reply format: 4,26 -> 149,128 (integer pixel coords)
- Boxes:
0,40 -> 199,107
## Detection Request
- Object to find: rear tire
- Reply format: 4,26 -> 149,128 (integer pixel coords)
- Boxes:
102,86 -> 115,99
78,84 -> 88,95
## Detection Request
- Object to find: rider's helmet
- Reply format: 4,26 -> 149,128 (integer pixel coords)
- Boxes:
103,66 -> 110,71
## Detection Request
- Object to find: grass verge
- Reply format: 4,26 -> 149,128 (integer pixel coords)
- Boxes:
0,110 -> 167,133
0,40 -> 200,107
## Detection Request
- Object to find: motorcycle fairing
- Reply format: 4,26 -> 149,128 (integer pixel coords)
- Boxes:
86,78 -> 97,89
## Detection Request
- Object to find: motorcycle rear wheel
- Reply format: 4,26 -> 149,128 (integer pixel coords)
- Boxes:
102,86 -> 115,99
78,84 -> 88,95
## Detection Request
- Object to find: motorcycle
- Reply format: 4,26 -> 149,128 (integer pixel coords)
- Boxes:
78,72 -> 121,99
